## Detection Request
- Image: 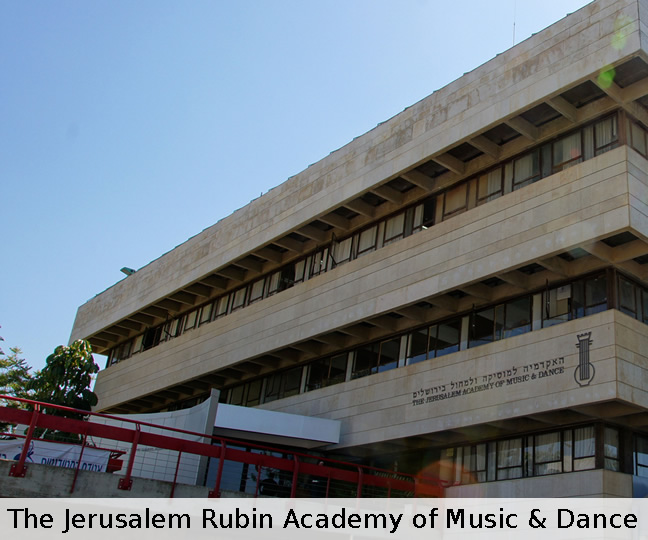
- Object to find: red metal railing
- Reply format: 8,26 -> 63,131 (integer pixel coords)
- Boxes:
0,395 -> 444,498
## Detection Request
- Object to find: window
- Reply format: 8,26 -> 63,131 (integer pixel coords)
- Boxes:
309,247 -> 329,277
512,150 -> 540,190
264,367 -> 303,403
442,424 -> 613,486
553,131 -> 582,172
131,334 -> 143,355
383,213 -> 405,245
534,431 -> 562,476
631,122 -> 647,157
572,426 -> 596,470
470,305 -> 504,347
543,284 -> 572,327
542,274 -> 607,328
357,226 -> 377,256
477,167 -> 503,204
305,354 -> 348,391
266,272 -> 281,296
584,275 -> 607,315
331,236 -> 353,266
142,326 -> 162,350
619,276 -> 639,318
431,319 -> 461,357
412,196 -> 435,232
214,294 -> 230,318
293,260 -> 306,284
230,287 -> 247,311
406,327 -> 429,365
443,183 -> 468,218
503,296 -> 531,338
594,115 -> 618,155
199,303 -> 213,325
183,310 -> 198,331
248,278 -> 265,304
497,438 -> 523,479
604,427 -> 620,471
352,338 -> 400,379
635,436 -> 648,477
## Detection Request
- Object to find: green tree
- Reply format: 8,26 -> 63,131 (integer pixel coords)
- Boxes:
0,331 -> 34,434
30,340 -> 99,442
0,347 -> 33,401
32,340 -> 99,413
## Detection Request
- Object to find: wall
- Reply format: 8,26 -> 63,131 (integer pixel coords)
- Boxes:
70,0 -> 639,343
89,391 -> 218,485
262,310 -> 645,450
94,148 -> 637,410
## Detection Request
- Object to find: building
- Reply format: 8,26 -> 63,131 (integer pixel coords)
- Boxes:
71,0 -> 648,496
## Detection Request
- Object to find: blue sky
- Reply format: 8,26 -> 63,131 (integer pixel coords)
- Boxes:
0,0 -> 592,371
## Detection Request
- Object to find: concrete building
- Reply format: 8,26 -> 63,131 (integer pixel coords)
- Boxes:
71,0 -> 648,496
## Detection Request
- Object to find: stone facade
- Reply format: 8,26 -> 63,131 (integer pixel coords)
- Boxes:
71,0 -> 648,496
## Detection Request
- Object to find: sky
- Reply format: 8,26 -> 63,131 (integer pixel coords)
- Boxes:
0,0 -> 593,372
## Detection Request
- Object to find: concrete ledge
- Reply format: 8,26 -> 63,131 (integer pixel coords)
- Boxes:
0,460 -> 209,498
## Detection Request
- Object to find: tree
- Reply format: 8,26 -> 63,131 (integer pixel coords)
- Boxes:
0,347 -> 33,401
0,330 -> 33,434
32,340 -> 99,414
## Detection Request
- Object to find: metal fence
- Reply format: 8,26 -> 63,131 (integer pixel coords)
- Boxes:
0,395 -> 444,498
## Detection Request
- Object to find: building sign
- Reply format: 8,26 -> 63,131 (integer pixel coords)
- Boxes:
574,332 -> 595,386
0,439 -> 111,472
411,332 -> 596,408
411,356 -> 566,407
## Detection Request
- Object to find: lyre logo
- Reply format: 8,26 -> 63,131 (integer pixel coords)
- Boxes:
574,332 -> 595,387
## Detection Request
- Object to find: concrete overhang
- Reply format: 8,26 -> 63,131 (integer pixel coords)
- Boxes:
213,403 -> 340,449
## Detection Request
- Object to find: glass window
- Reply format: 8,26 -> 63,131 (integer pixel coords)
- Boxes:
246,379 -> 263,407
352,344 -> 379,379
332,236 -> 353,265
293,260 -> 306,284
433,319 -> 461,357
604,427 -> 620,471
378,338 -> 400,372
631,122 -> 647,157
635,436 -> 648,477
443,183 -> 468,218
215,294 -> 230,318
384,213 -> 405,245
306,354 -> 348,391
131,334 -> 143,355
553,131 -> 582,172
543,284 -> 572,328
168,317 -> 181,338
357,226 -> 377,255
266,272 -> 281,296
199,303 -> 213,325
534,432 -> 562,476
248,278 -> 265,304
413,196 -> 435,232
503,296 -> 531,338
573,426 -> 595,470
619,276 -> 638,318
594,115 -> 618,155
231,288 -> 247,311
310,247 -> 329,277
183,310 -> 197,331
497,438 -> 523,479
229,384 -> 244,406
512,150 -> 540,190
585,275 -> 607,315
406,327 -> 429,365
477,168 -> 503,204
470,306 -> 504,347
264,367 -> 303,403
